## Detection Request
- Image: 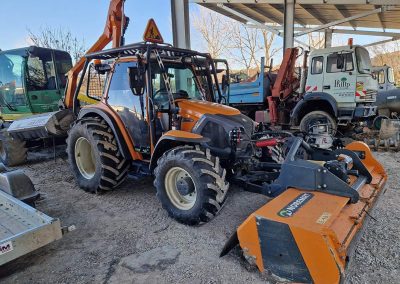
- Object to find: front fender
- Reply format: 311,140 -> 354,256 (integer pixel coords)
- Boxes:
149,130 -> 210,172
291,92 -> 338,125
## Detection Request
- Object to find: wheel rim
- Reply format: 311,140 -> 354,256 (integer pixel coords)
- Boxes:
75,137 -> 96,179
307,116 -> 336,135
164,167 -> 197,210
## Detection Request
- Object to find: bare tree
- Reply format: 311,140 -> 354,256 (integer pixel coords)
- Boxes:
228,24 -> 262,76
28,26 -> 86,63
261,29 -> 280,67
369,40 -> 400,83
307,32 -> 325,49
192,7 -> 230,59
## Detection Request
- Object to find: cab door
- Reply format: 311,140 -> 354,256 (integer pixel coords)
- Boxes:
25,48 -> 71,113
106,61 -> 150,155
306,56 -> 324,93
323,52 -> 356,108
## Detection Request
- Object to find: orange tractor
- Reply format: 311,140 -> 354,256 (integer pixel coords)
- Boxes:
8,1 -> 388,283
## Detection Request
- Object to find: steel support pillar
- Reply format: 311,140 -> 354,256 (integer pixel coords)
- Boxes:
171,0 -> 191,49
283,0 -> 295,51
324,29 -> 333,48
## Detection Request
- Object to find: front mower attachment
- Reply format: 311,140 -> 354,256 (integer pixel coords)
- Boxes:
222,141 -> 386,283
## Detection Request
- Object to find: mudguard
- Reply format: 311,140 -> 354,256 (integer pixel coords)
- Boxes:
221,142 -> 387,283
149,130 -> 210,172
291,92 -> 338,125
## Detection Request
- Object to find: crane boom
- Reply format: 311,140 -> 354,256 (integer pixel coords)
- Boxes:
64,0 -> 127,109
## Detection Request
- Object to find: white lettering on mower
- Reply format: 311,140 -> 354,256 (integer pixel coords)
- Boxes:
278,192 -> 314,218
0,241 -> 13,255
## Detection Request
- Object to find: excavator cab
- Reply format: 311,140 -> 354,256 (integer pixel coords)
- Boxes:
0,46 -> 72,122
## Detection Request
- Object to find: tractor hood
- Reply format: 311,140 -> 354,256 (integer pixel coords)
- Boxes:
177,99 -> 240,120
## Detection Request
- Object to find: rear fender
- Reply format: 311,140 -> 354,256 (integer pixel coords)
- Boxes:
78,108 -> 131,159
149,130 -> 210,172
291,92 -> 338,125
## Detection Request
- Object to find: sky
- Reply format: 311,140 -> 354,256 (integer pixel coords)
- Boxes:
0,0 -> 395,67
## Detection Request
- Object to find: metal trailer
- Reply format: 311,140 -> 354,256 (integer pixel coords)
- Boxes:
0,189 -> 64,266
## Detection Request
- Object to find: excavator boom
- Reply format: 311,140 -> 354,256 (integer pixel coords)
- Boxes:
64,0 -> 128,109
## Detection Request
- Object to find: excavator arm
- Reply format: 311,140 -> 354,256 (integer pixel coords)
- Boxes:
64,0 -> 128,109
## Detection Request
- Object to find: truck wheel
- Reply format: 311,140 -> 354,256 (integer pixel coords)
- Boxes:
154,145 -> 229,225
66,117 -> 129,193
0,131 -> 27,166
299,111 -> 337,135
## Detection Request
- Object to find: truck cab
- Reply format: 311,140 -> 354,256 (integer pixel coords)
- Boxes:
293,45 -> 378,132
373,65 -> 396,91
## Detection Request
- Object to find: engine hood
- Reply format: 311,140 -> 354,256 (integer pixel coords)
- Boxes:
177,99 -> 240,120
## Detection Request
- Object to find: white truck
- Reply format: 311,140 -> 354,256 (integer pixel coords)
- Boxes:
291,45 -> 378,133
373,65 -> 396,91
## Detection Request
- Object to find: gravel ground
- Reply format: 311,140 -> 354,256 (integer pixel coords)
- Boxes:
0,151 -> 399,283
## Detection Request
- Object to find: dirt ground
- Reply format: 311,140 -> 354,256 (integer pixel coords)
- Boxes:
0,150 -> 399,284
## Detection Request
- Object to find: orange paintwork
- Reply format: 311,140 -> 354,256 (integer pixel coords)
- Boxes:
65,0 -> 126,109
177,99 -> 240,132
163,130 -> 204,140
82,102 -> 142,161
236,141 -> 387,283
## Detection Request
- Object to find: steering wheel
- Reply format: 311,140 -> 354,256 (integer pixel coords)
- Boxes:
153,88 -> 169,101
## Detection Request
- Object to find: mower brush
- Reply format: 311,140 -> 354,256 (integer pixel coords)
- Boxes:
221,141 -> 387,283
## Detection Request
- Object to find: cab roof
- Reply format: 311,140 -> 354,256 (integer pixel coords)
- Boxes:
85,42 -> 212,61
309,45 -> 368,57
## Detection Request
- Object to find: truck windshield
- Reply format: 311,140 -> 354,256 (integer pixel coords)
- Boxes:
0,52 -> 26,106
388,67 -> 395,84
356,47 -> 372,74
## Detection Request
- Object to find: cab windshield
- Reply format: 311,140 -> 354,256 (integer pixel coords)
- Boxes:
151,61 -> 213,107
0,51 -> 25,106
356,47 -> 373,74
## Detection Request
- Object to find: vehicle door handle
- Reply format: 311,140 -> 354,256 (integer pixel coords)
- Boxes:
323,85 -> 330,90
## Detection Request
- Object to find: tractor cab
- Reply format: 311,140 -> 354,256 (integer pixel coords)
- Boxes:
0,46 -> 72,122
373,65 -> 396,91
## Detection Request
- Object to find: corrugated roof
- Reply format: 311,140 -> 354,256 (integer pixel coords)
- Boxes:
194,1 -> 400,31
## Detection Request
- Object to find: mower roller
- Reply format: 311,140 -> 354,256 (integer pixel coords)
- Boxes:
221,138 -> 387,283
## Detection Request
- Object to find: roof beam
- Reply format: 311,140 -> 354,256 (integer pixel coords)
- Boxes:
240,4 -> 281,23
299,4 -> 327,24
268,4 -> 307,26
216,4 -> 311,47
364,37 -> 399,47
295,6 -> 388,36
334,5 -> 357,30
192,0 -> 400,4
375,5 -> 386,32
246,24 -> 400,37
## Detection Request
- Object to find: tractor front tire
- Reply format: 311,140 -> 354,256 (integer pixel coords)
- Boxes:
0,131 -> 27,166
66,117 -> 129,193
154,145 -> 229,225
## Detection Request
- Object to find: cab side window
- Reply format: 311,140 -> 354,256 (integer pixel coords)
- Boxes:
27,51 -> 56,91
327,53 -> 353,73
311,56 -> 323,74
377,70 -> 385,84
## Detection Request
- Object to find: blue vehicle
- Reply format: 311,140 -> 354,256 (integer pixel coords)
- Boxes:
216,57 -> 276,118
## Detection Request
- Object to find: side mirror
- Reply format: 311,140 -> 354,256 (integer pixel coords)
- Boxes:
336,55 -> 344,70
371,71 -> 377,80
128,67 -> 145,96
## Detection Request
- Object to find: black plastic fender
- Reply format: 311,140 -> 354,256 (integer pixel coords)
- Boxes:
149,130 -> 210,172
291,92 -> 338,125
78,108 -> 131,159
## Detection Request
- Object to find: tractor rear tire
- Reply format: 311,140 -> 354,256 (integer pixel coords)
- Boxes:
0,131 -> 27,166
66,117 -> 129,193
299,111 -> 337,135
154,145 -> 229,225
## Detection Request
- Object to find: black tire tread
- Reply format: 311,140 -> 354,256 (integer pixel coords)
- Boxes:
0,131 -> 27,166
154,145 -> 229,225
67,117 -> 129,193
